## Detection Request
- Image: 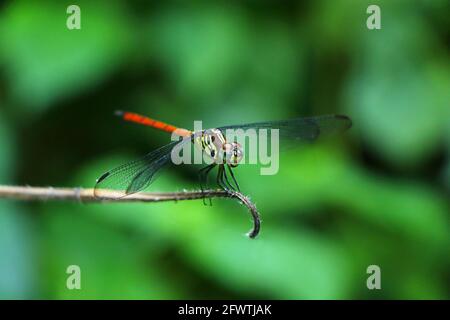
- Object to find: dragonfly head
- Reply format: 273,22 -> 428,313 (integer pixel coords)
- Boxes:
223,142 -> 243,167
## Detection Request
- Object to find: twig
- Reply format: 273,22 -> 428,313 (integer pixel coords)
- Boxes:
0,185 -> 261,238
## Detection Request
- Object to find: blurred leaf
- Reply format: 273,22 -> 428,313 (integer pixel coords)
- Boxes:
0,1 -> 133,110
41,209 -> 185,299
150,5 -> 249,100
344,9 -> 450,167
180,225 -> 352,299
0,203 -> 37,299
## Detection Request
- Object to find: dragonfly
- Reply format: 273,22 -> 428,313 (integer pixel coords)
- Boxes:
94,111 -> 352,201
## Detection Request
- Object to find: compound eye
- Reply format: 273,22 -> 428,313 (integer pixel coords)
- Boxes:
211,135 -> 215,142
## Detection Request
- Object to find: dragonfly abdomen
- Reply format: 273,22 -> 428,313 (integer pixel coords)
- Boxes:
115,110 -> 191,137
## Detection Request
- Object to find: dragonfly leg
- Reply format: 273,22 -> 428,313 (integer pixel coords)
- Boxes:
216,165 -> 229,191
223,165 -> 237,192
198,164 -> 216,206
226,165 -> 241,192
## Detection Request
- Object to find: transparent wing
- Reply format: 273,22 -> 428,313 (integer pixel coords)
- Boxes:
94,138 -> 191,199
218,115 -> 352,142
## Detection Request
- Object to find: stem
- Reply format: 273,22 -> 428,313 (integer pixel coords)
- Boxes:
0,185 -> 261,239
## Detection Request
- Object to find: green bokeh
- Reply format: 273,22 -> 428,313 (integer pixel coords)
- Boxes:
0,1 -> 448,299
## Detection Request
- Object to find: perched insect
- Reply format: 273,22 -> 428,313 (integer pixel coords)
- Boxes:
94,111 -> 352,201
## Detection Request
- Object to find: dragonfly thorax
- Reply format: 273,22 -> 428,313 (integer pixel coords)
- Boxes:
196,128 -> 243,166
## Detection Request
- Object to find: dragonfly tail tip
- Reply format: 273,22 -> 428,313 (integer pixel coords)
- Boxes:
334,114 -> 352,129
96,172 -> 110,184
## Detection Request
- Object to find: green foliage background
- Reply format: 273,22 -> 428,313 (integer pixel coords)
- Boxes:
0,1 -> 448,299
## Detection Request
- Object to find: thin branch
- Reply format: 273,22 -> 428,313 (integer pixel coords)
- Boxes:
0,185 -> 260,238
